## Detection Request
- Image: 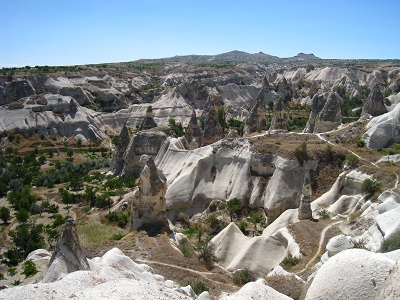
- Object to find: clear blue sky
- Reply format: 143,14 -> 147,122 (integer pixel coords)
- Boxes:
1,0 -> 399,67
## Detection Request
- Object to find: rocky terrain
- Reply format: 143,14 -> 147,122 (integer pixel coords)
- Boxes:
1,52 -> 400,299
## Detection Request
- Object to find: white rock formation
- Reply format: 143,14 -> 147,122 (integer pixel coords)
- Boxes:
363,102 -> 400,149
219,278 -> 292,300
304,249 -> 395,300
0,248 -> 192,300
155,138 -> 316,221
209,222 -> 300,275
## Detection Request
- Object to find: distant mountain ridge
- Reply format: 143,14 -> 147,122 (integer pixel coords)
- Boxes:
136,50 -> 320,63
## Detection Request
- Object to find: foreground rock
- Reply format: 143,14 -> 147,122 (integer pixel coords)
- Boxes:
304,249 -> 395,300
220,278 -> 292,300
42,219 -> 90,283
0,248 -> 192,300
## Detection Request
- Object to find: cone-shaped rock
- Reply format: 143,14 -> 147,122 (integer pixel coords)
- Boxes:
138,105 -> 158,131
314,91 -> 342,133
185,110 -> 203,149
201,96 -> 224,146
110,123 -> 130,175
361,85 -> 387,117
245,78 -> 268,134
42,219 -> 90,283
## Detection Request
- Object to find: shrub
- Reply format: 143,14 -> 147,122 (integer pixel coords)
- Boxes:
294,141 -> 308,165
382,232 -> 400,252
111,233 -> 124,240
179,243 -> 193,258
280,254 -> 300,270
360,178 -> 381,196
0,206 -> 11,224
226,197 -> 242,221
22,260 -> 38,278
232,268 -> 257,285
344,154 -> 359,169
238,220 -> 248,235
318,209 -> 331,219
185,279 -> 209,295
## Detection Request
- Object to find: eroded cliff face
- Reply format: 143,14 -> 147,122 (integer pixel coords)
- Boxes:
154,137 -> 317,222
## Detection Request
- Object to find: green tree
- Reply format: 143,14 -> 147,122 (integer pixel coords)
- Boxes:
0,206 -> 11,224
22,260 -> 38,278
247,212 -> 265,235
226,198 -> 242,221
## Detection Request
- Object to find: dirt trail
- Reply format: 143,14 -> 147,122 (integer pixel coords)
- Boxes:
296,220 -> 343,276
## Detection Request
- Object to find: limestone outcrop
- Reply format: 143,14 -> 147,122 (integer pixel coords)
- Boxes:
42,219 -> 90,283
362,85 -> 387,117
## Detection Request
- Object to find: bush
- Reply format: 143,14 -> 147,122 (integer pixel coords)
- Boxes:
382,232 -> 400,252
360,178 -> 381,196
344,154 -> 359,169
294,141 -> 308,166
0,206 -> 11,224
111,233 -> 124,240
232,268 -> 257,285
185,279 -> 209,295
280,254 -> 300,270
22,260 -> 38,278
318,209 -> 331,219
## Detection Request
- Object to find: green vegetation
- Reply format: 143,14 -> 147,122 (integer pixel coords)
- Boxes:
232,268 -> 257,285
382,232 -> 400,252
294,141 -> 308,166
317,209 -> 331,219
280,254 -> 300,270
105,211 -> 130,228
226,198 -> 242,221
217,107 -> 227,131
227,118 -> 245,136
344,154 -> 359,168
21,260 -> 38,278
168,118 -> 184,137
0,206 -> 11,224
184,279 -> 209,295
360,178 -> 381,196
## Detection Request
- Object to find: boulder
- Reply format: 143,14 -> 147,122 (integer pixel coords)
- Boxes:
326,235 -> 354,257
220,278 -> 292,300
304,249 -> 395,300
376,257 -> 400,299
42,219 -> 90,283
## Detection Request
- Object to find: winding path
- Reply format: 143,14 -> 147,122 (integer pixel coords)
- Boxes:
135,258 -> 236,288
296,220 -> 343,276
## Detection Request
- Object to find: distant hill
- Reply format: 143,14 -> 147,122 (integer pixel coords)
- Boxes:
136,50 -> 320,63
